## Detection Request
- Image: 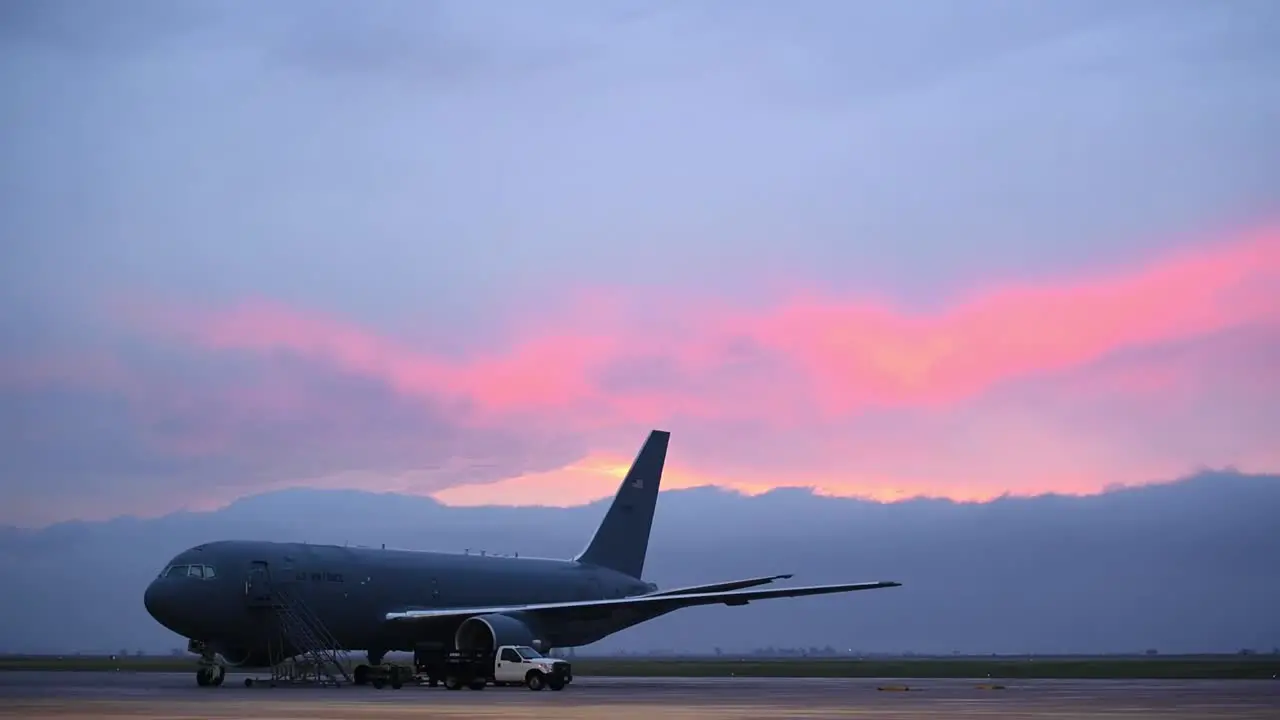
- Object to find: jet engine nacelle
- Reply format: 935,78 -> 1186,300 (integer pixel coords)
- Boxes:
454,613 -> 542,654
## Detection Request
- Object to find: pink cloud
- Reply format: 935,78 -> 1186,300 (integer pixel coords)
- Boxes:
127,225 -> 1279,425
729,226 -> 1280,415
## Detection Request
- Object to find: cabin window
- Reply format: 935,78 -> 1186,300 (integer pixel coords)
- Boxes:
201,565 -> 216,579
500,648 -> 521,663
188,565 -> 204,579
164,565 -> 189,578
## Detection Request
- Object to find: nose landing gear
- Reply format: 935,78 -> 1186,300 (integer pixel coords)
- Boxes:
191,640 -> 227,687
196,664 -> 226,687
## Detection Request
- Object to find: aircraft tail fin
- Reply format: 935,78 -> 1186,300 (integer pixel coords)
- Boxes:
573,429 -> 669,579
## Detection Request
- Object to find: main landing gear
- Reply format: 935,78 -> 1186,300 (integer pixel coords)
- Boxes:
353,663 -> 414,690
191,641 -> 226,687
352,649 -> 413,690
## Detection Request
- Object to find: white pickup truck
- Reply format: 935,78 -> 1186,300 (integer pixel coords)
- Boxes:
427,644 -> 573,691
491,645 -> 572,690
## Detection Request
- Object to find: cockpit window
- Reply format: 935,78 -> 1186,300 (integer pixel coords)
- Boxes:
161,564 -> 216,579
514,646 -> 542,659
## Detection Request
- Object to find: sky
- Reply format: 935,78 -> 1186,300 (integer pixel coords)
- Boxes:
2,0 -> 1279,527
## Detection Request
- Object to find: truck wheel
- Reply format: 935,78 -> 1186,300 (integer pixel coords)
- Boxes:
525,671 -> 546,691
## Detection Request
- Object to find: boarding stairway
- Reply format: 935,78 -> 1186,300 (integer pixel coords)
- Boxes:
265,584 -> 354,687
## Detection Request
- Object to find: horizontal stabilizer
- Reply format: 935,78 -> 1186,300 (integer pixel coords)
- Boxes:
386,580 -> 901,622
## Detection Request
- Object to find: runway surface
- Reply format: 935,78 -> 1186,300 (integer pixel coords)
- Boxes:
1,671 -> 1278,719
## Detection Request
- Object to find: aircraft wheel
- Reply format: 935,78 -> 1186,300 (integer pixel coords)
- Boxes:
372,678 -> 386,689
468,679 -> 486,690
353,665 -> 370,686
444,676 -> 462,690
549,675 -> 565,691
211,666 -> 226,687
525,671 -> 546,691
195,669 -> 210,687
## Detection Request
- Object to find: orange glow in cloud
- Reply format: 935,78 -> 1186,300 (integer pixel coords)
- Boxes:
429,451 -> 1074,508
429,452 -> 814,507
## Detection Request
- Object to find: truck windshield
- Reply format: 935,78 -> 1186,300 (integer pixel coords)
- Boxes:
514,646 -> 542,660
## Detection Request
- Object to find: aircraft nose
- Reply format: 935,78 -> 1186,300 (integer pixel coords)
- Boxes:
143,580 -> 161,618
144,579 -> 179,631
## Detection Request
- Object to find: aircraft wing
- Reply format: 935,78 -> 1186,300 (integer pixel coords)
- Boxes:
385,580 -> 900,622
642,574 -> 793,597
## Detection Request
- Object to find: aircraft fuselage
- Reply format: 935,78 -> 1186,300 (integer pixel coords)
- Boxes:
145,539 -> 653,665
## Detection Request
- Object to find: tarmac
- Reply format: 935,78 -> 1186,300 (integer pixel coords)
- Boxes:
1,671 -> 1278,719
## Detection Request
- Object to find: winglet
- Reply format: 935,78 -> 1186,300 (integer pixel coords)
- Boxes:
573,429 -> 669,579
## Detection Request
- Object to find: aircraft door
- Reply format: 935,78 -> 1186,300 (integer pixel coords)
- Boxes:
245,561 -> 273,606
